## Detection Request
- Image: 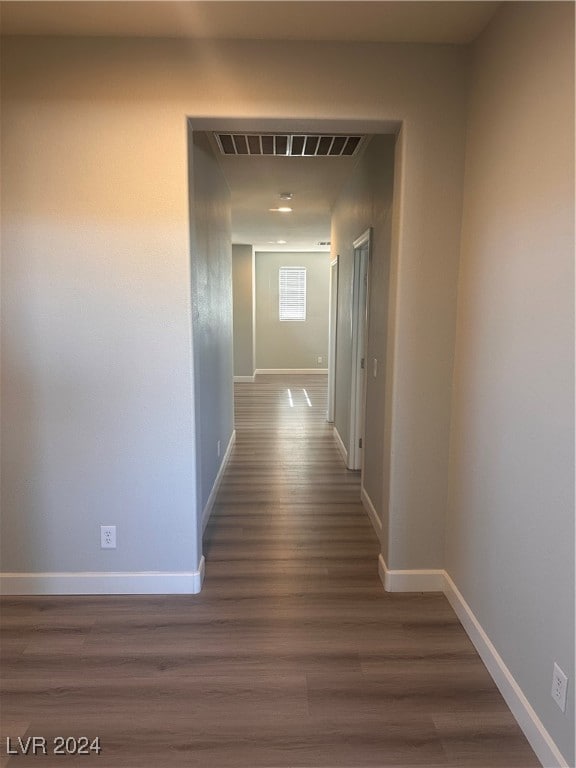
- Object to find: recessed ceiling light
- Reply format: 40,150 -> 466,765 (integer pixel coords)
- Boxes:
279,192 -> 293,201
277,240 -> 287,244
269,207 -> 293,213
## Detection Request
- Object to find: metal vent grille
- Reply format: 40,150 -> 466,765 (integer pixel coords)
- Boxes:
215,134 -> 363,157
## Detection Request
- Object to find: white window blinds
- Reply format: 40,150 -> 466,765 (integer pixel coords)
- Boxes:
279,267 -> 307,321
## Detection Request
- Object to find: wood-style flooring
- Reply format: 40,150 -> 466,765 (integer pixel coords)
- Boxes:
0,375 -> 539,767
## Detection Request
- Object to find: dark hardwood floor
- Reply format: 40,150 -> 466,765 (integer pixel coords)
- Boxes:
0,375 -> 539,767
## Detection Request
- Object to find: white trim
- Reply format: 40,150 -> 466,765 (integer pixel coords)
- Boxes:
327,257 -> 338,423
353,229 -> 372,251
333,426 -> 348,464
378,554 -> 444,592
0,559 -> 205,596
202,430 -> 236,531
443,572 -> 569,768
233,375 -> 255,382
360,486 -> 382,536
375,559 -> 569,767
254,368 -> 328,375
348,229 -> 371,470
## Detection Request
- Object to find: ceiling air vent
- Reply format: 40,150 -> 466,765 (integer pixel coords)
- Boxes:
215,134 -> 364,157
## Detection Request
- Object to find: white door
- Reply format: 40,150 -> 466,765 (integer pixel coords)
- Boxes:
327,257 -> 338,423
348,229 -> 371,470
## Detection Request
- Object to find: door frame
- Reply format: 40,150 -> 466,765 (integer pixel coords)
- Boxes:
327,257 -> 339,423
348,228 -> 372,470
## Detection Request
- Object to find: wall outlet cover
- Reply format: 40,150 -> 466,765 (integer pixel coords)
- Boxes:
551,662 -> 568,712
100,525 -> 117,549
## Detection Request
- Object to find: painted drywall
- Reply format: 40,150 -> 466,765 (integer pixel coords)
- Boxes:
188,130 -> 234,532
446,3 -> 575,763
232,244 -> 255,378
331,135 -> 395,559
0,91 -> 199,574
255,251 -> 329,370
332,114 -> 464,572
1,34 -> 468,580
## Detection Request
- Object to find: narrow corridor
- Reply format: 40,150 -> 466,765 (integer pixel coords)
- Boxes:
199,374 -> 538,767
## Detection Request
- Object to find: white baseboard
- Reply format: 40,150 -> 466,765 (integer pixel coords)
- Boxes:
233,375 -> 255,382
376,558 -> 569,767
333,426 -> 348,464
360,486 -> 382,536
0,558 -> 205,596
202,430 -> 236,531
378,554 -> 444,592
443,572 -> 569,768
254,368 -> 328,375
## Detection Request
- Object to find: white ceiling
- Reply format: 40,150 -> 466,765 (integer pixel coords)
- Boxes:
1,1 -> 499,253
211,139 -> 363,252
0,2 -> 499,44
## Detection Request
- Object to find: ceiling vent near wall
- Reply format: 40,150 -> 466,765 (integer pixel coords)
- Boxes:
215,133 -> 364,157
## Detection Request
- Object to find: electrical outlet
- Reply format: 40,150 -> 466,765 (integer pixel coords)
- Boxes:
217,440 -> 221,458
551,662 -> 568,712
317,356 -> 323,364
100,525 -> 117,549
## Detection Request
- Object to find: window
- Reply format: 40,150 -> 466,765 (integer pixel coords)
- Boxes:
279,267 -> 307,321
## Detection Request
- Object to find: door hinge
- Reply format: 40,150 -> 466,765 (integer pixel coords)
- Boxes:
359,438 -> 363,448
360,357 -> 365,369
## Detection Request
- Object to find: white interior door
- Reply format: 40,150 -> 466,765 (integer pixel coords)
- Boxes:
348,230 -> 371,470
327,257 -> 338,423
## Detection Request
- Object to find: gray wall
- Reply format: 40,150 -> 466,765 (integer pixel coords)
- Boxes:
331,135 -> 395,559
255,251 -> 329,370
0,34 -> 470,584
189,130 -> 234,529
0,55 -> 199,574
446,3 -> 575,762
232,244 -> 255,378
384,112 -> 467,570
1,16 -> 572,761
332,115 -> 465,574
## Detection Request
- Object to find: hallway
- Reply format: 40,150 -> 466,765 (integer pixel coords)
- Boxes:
0,375 -> 538,767
201,374 -> 538,766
